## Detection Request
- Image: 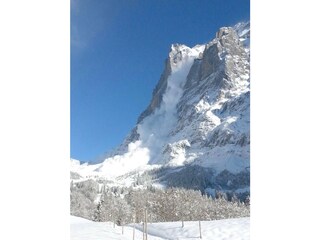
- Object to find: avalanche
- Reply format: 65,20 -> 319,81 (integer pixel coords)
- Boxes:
70,21 -> 251,185
70,215 -> 250,240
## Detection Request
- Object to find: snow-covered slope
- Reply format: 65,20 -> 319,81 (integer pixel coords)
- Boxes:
70,215 -> 250,240
71,22 -> 250,193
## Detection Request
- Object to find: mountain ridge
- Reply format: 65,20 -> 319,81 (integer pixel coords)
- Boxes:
71,21 -> 250,195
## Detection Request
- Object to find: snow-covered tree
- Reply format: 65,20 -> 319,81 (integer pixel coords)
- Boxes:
71,184 -> 249,222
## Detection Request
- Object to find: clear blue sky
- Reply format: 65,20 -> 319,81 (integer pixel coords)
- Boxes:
71,0 -> 250,162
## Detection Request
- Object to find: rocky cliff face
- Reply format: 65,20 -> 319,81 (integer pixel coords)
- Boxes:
71,22 -> 250,194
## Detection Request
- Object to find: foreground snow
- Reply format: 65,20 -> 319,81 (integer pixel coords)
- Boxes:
70,215 -> 249,240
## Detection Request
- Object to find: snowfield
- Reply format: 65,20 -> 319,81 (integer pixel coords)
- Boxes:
70,215 -> 249,240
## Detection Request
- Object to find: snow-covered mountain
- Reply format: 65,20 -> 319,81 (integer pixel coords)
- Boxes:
71,22 -> 250,195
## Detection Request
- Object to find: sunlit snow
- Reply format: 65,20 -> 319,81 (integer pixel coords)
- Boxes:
70,215 -> 250,240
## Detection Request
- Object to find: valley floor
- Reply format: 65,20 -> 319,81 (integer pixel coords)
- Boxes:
70,215 -> 249,240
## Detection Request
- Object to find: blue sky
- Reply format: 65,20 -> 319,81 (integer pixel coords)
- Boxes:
71,0 -> 250,162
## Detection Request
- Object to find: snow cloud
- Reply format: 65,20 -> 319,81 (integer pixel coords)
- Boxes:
137,55 -> 196,164
98,140 -> 150,178
99,46 -> 202,177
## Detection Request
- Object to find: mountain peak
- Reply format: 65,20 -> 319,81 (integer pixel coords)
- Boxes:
71,22 -> 250,191
168,43 -> 204,67
170,43 -> 189,52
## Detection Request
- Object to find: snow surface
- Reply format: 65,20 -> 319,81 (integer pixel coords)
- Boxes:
70,215 -> 249,240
